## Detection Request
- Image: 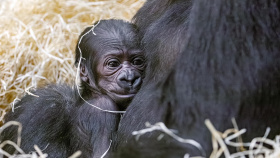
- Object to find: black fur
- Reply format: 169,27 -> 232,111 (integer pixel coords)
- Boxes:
133,0 -> 192,81
1,85 -> 120,157
1,85 -> 75,157
114,0 -> 193,149
114,0 -> 280,157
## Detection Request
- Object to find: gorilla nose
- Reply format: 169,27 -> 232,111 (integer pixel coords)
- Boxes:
117,71 -> 142,90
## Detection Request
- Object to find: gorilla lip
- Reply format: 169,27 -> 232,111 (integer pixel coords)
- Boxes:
111,92 -> 136,98
105,89 -> 136,100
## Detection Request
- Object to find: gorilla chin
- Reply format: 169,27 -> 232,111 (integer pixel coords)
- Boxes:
108,91 -> 137,109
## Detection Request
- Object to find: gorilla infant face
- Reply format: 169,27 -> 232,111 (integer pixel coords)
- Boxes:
96,48 -> 145,107
76,20 -> 145,108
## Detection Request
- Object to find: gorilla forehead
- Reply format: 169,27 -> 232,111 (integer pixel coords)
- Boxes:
80,20 -> 141,58
74,19 -> 141,67
93,19 -> 140,49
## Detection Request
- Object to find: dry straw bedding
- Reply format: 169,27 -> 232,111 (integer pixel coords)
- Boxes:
0,0 -> 144,115
0,0 -> 280,158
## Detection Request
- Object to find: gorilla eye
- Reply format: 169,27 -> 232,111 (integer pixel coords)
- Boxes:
107,60 -> 120,68
132,58 -> 144,66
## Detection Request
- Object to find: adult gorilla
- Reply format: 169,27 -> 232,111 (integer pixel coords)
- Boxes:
114,0 -> 280,157
114,0 -> 193,148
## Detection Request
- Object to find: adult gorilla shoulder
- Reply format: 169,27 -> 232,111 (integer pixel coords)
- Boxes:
114,0 -> 280,157
133,0 -> 192,81
114,0 -> 193,148
0,19 -> 145,158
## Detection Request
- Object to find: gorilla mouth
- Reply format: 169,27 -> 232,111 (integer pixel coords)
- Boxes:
111,92 -> 136,98
105,89 -> 137,99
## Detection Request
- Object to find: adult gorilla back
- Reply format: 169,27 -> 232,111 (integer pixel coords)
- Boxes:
114,0 -> 280,157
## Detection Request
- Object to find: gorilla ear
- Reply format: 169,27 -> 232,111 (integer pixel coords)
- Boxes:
80,63 -> 97,89
80,63 -> 89,83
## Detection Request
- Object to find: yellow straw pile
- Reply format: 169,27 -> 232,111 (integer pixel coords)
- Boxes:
0,0 -> 145,118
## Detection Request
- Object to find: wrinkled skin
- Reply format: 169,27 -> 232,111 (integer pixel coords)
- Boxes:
96,49 -> 145,106
76,19 -> 145,110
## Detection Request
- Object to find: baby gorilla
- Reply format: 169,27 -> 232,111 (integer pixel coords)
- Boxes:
0,19 -> 145,158
76,19 -> 145,110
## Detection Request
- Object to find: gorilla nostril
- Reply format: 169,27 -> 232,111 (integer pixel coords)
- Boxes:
126,75 -> 134,86
121,77 -> 135,86
117,72 -> 142,89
